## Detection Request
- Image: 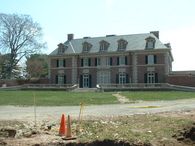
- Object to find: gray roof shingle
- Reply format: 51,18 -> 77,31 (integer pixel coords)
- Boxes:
49,33 -> 168,55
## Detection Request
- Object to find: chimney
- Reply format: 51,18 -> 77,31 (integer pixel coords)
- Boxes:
67,34 -> 74,40
150,31 -> 159,39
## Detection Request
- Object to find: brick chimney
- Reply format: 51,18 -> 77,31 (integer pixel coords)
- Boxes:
67,34 -> 74,40
150,31 -> 159,39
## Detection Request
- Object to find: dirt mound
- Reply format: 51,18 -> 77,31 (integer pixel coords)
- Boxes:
174,122 -> 195,145
33,139 -> 153,146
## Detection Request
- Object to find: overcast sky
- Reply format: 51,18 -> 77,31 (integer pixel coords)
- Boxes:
0,0 -> 195,71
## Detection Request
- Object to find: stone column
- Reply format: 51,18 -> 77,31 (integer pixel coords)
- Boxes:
132,53 -> 138,83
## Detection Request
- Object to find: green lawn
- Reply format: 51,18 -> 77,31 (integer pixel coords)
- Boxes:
0,91 -> 194,106
0,91 -> 117,106
119,91 -> 195,101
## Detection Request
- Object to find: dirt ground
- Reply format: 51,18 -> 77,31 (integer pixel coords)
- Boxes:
1,95 -> 195,146
0,109 -> 195,146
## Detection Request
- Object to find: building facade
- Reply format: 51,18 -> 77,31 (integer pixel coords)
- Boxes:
48,31 -> 173,88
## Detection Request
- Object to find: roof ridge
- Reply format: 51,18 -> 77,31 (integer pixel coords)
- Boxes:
71,32 -> 150,41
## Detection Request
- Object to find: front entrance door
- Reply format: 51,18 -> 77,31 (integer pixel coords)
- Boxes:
100,72 -> 108,84
98,71 -> 110,84
83,74 -> 89,88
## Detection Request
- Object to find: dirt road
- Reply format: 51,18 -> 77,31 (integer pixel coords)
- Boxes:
1,98 -> 195,122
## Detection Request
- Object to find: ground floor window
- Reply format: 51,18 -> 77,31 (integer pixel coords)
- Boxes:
80,74 -> 92,88
119,73 -> 126,84
144,73 -> 158,83
56,75 -> 66,84
58,75 -> 64,84
100,72 -> 109,84
116,74 -> 129,84
147,73 -> 155,83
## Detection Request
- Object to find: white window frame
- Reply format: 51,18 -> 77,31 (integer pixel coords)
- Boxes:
118,42 -> 126,50
119,73 -> 126,84
58,75 -> 64,84
147,73 -> 155,83
100,43 -> 107,51
83,58 -> 89,67
119,57 -> 125,65
59,59 -> 64,68
100,72 -> 108,84
83,45 -> 89,52
97,58 -> 101,66
148,55 -> 154,64
148,41 -> 153,48
83,74 -> 89,88
58,47 -> 65,53
107,57 -> 111,66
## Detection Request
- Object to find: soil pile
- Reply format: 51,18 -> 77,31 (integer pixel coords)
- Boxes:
174,122 -> 195,145
33,139 -> 153,146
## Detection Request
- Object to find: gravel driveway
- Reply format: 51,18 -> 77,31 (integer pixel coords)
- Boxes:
1,98 -> 195,122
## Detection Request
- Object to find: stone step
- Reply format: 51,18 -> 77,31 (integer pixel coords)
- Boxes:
72,88 -> 97,92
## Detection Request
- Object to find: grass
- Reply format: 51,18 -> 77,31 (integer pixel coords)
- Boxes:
0,91 -> 117,106
73,115 -> 194,143
120,91 -> 195,101
0,91 -> 194,106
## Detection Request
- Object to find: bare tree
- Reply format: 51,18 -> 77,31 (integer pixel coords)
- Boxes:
0,13 -> 46,79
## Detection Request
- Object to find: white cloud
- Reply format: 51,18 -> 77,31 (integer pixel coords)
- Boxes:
106,0 -> 114,8
161,26 -> 195,71
163,0 -> 185,12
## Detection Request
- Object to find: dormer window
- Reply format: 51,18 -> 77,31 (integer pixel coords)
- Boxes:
58,43 -> 66,54
82,41 -> 91,52
99,40 -> 109,51
145,36 -> 155,49
117,39 -> 127,50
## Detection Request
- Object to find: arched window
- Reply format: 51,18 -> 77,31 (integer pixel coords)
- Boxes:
82,41 -> 92,52
58,43 -> 66,54
117,39 -> 128,50
99,40 -> 109,51
145,37 -> 155,49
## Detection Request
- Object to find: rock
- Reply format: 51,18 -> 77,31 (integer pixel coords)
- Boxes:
171,133 -> 177,137
22,132 -> 32,138
31,131 -> 41,135
0,140 -> 7,145
177,136 -> 184,141
1,128 -> 16,138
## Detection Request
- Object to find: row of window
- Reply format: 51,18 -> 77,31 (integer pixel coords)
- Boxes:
83,39 -> 128,52
56,55 -> 157,68
55,73 -> 158,85
58,37 -> 155,53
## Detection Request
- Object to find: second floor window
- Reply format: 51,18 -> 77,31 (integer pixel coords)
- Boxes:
117,56 -> 127,65
96,58 -> 101,66
84,58 -> 89,66
57,59 -> 66,67
146,55 -> 157,64
81,58 -> 91,67
107,57 -> 112,66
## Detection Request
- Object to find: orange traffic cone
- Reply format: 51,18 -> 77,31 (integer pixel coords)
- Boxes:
59,114 -> 66,136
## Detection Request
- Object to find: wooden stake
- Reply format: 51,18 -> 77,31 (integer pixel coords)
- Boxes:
34,93 -> 36,127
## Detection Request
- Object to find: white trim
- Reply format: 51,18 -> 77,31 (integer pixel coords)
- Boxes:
69,42 -> 75,53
